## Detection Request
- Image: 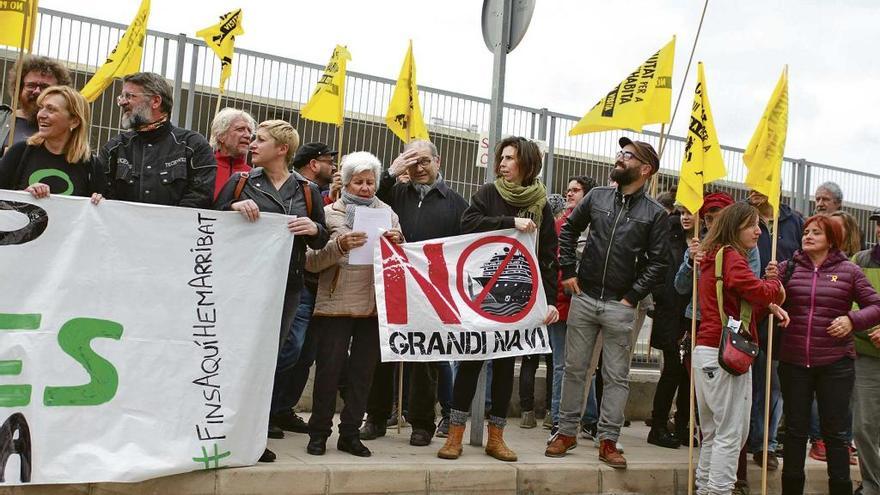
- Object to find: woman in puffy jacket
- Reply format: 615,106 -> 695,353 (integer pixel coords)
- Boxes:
694,202 -> 786,495
773,215 -> 880,495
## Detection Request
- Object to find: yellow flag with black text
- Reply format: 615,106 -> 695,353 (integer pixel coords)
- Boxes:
744,66 -> 789,212
386,40 -> 429,143
676,62 -> 726,215
196,9 -> 244,94
301,45 -> 351,126
0,0 -> 38,50
80,0 -> 150,102
569,37 -> 675,135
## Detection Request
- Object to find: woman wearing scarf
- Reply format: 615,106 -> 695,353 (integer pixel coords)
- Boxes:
305,151 -> 403,458
438,136 -> 559,462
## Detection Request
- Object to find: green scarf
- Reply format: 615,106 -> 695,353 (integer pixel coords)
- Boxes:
494,177 -> 547,229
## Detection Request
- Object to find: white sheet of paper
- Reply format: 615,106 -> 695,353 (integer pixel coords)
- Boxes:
349,205 -> 392,265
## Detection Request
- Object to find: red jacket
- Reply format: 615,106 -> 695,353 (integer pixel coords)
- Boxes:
213,151 -> 251,200
555,211 -> 571,320
696,246 -> 783,348
779,249 -> 880,367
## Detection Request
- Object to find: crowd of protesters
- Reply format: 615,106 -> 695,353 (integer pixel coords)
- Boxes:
4,56 -> 880,495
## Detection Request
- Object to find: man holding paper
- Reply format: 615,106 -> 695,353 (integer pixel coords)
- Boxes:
305,151 -> 402,458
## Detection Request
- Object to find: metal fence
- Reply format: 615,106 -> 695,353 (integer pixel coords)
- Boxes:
4,7 -> 879,367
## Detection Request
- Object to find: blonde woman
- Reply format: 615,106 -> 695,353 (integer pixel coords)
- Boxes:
0,85 -> 98,199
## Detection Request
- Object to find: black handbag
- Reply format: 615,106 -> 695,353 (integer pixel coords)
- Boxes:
715,247 -> 759,376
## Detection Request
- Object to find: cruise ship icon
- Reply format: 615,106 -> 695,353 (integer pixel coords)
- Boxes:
467,247 -> 533,316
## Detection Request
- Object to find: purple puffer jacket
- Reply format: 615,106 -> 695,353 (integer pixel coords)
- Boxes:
779,249 -> 880,367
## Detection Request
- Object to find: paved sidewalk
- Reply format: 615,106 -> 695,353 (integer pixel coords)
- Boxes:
2,419 -> 858,494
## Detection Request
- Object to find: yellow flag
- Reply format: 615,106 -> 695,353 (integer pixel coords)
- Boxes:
744,66 -> 789,212
676,62 -> 726,215
569,37 -> 675,136
385,40 -> 429,143
301,45 -> 351,126
80,0 -> 151,102
0,0 -> 38,50
196,9 -> 244,94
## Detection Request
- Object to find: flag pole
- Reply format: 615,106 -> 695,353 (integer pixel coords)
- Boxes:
6,2 -> 33,150
687,215 -> 699,495
761,202 -> 781,495
396,124 -> 412,435
214,90 -> 223,117
650,123 -> 666,198
660,0 -> 710,159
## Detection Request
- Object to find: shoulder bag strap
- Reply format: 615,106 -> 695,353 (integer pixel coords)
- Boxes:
233,171 -> 249,200
715,245 -> 753,335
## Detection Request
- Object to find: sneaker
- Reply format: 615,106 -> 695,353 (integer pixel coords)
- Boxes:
546,423 -> 559,445
520,410 -> 537,429
436,417 -> 450,438
809,440 -> 827,462
580,422 -> 597,441
647,426 -> 680,449
270,410 -> 309,433
598,439 -> 627,468
386,409 -> 410,428
542,414 -> 554,430
753,450 -> 779,471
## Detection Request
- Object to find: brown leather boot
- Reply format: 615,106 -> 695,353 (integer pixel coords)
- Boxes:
485,424 -> 517,462
544,433 -> 577,457
437,423 -> 465,459
599,439 -> 627,469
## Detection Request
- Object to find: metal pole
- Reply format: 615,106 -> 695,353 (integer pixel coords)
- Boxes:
170,33 -> 186,126
185,45 -> 199,130
544,116 -> 557,194
469,364 -> 487,446
537,107 -> 548,141
483,0 -> 512,184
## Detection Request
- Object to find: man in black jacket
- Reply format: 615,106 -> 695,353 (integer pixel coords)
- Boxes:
358,139 -> 469,447
96,72 -> 216,208
546,138 -> 669,468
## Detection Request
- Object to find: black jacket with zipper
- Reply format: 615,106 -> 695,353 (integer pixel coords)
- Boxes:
559,184 -> 669,304
214,168 -> 329,289
377,170 -> 469,243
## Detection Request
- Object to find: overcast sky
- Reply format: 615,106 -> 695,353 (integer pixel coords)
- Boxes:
40,0 -> 879,175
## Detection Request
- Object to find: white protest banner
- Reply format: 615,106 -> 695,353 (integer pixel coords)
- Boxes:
374,228 -> 550,362
0,191 -> 293,485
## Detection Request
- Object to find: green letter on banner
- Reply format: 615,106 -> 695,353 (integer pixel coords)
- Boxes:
0,313 -> 40,407
44,318 -> 123,406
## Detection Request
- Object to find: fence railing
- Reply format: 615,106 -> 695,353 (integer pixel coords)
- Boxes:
4,7 -> 879,367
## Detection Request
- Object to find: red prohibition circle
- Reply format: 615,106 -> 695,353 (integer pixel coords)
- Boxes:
455,234 -> 539,323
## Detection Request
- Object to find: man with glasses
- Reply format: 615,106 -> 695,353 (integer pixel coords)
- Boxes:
268,142 -> 341,436
1,56 -> 71,156
358,139 -> 468,447
546,138 -> 669,469
97,72 -> 215,208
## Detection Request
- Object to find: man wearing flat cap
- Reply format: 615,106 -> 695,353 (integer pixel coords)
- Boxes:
547,137 -> 669,468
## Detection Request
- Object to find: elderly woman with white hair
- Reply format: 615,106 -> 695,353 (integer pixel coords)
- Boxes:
305,151 -> 403,458
209,107 -> 255,200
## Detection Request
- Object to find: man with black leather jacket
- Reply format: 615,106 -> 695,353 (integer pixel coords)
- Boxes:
546,137 -> 669,469
96,72 -> 215,208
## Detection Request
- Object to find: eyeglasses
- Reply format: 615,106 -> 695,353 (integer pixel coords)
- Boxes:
116,92 -> 152,103
615,151 -> 639,162
23,82 -> 51,91
409,157 -> 435,168
315,157 -> 336,165
566,187 -> 583,194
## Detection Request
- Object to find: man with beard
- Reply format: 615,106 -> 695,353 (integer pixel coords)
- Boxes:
209,108 -> 255,200
358,139 -> 468,447
546,138 -> 668,469
97,72 -> 215,208
268,142 -> 340,437
1,56 -> 71,156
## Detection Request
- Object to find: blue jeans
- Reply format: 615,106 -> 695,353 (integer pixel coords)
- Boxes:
548,320 -> 598,425
437,361 -> 453,418
271,286 -> 315,415
749,347 -> 782,453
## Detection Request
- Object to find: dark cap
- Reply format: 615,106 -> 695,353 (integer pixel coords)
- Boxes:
619,137 -> 659,174
871,208 -> 880,222
292,142 -> 338,167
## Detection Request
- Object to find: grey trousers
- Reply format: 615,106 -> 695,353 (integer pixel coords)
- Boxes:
558,292 -> 636,441
854,354 -> 880,495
